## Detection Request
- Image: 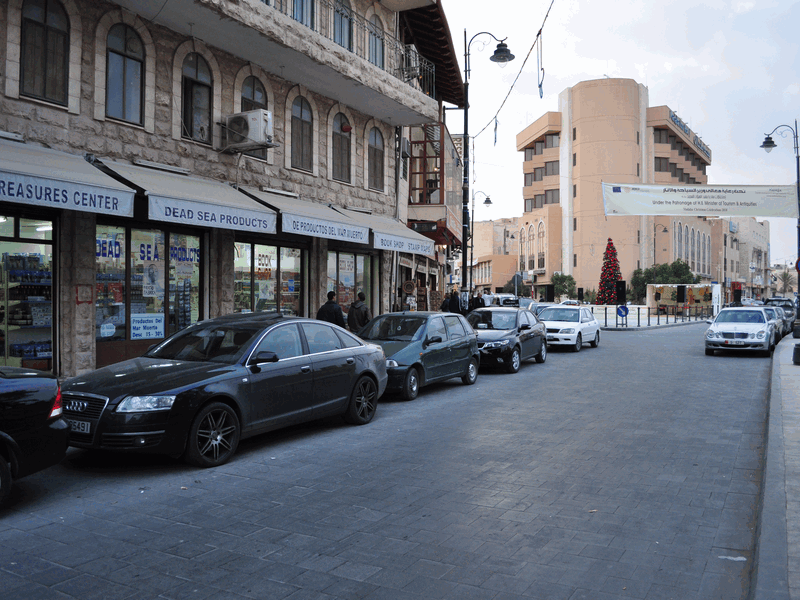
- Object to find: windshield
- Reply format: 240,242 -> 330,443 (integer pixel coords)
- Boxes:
538,308 -> 579,322
146,323 -> 261,363
360,315 -> 427,341
467,311 -> 517,330
715,310 -> 765,324
763,308 -> 776,319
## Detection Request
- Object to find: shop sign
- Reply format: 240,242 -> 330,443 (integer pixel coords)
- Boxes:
282,212 -> 368,243
0,173 -> 134,216
131,313 -> 164,339
374,232 -> 434,256
150,196 -> 276,234
398,256 -> 414,268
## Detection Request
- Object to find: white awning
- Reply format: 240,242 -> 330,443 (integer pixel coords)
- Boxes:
333,207 -> 435,256
0,139 -> 134,217
98,160 -> 277,234
242,188 -> 369,244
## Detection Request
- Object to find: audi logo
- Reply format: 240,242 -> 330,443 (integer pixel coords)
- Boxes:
66,400 -> 89,412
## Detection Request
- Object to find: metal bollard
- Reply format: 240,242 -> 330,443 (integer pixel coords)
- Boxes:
793,343 -> 800,366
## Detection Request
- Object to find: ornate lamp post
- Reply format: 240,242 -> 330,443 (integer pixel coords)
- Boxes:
761,120 -> 800,277
461,32 -> 514,309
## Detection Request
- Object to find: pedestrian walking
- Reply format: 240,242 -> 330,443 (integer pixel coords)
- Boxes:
448,290 -> 461,314
348,291 -> 372,332
316,291 -> 346,328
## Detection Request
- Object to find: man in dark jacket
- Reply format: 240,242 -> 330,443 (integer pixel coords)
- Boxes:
348,291 -> 372,332
448,291 -> 462,314
316,291 -> 346,327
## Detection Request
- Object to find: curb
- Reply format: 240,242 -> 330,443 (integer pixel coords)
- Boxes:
599,320 -> 706,332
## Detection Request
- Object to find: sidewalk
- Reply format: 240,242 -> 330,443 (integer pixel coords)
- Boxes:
753,336 -> 800,599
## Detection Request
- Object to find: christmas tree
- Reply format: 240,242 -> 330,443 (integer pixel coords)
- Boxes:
596,238 -> 622,304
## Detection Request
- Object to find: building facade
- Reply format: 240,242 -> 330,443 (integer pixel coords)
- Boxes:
515,78 -> 714,298
0,0 -> 463,376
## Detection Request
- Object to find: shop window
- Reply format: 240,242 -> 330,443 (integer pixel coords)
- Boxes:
291,96 -> 313,171
0,215 -> 54,371
332,112 -> 351,183
241,75 -> 268,159
168,233 -> 200,335
131,229 -> 166,340
181,53 -> 212,143
234,243 -> 303,315
21,0 -> 69,106
368,127 -> 384,191
327,251 -> 372,318
106,23 -> 144,124
96,225 -> 126,342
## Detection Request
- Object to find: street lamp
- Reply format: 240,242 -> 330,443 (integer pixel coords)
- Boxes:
653,223 -> 668,285
761,120 -> 800,278
462,31 -> 515,308
470,191 -> 492,294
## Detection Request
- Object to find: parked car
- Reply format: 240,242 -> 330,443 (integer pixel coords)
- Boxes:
466,307 -> 547,373
560,299 -> 580,306
518,298 -> 537,311
357,312 -> 479,401
764,297 -> 797,326
762,306 -> 784,342
62,313 -> 387,468
0,367 -> 69,504
532,303 -> 556,317
537,305 -> 600,352
773,306 -> 794,337
705,307 -> 776,357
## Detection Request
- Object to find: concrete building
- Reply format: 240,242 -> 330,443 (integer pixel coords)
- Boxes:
0,0 -> 463,376
515,78 -> 713,299
730,217 -> 771,300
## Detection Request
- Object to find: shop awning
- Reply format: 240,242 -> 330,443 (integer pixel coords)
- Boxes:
0,139 -> 135,217
242,188 -> 370,244
96,160 -> 277,234
333,207 -> 435,256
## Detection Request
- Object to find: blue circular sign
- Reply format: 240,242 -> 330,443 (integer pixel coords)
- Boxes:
617,305 -> 629,317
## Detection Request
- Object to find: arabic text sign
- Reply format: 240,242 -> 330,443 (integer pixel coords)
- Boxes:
602,184 -> 798,218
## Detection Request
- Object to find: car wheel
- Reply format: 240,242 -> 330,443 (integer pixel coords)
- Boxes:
344,376 -> 378,425
590,331 -> 600,348
402,367 -> 419,401
184,402 -> 240,468
705,348 -> 714,356
534,341 -> 547,364
572,334 -> 582,352
0,456 -> 11,505
506,347 -> 521,373
461,358 -> 478,385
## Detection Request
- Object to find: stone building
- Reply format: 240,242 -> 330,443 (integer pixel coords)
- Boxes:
0,0 -> 464,376
515,78 -> 714,298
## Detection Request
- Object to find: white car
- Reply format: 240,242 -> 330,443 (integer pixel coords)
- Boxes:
705,307 -> 776,357
538,306 -> 600,352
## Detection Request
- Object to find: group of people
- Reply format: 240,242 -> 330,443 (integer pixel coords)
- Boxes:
316,290 -> 372,333
439,290 -> 486,315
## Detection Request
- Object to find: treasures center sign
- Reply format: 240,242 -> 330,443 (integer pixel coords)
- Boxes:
602,183 -> 798,218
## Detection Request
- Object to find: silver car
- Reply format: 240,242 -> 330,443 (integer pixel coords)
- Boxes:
762,306 -> 784,341
705,307 -> 776,357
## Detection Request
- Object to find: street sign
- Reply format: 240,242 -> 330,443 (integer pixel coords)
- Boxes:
617,305 -> 629,317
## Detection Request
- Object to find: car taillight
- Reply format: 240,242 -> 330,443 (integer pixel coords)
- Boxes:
49,385 -> 63,418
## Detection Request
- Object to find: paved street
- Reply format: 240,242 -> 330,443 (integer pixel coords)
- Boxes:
0,323 -> 771,600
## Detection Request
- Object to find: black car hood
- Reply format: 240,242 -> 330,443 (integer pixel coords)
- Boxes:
62,357 -> 238,402
474,329 -> 514,342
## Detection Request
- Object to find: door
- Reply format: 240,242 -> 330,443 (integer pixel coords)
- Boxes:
518,311 -> 537,360
421,316 -> 450,381
443,315 -> 471,377
581,308 -> 599,342
247,323 -> 313,429
300,322 -> 356,414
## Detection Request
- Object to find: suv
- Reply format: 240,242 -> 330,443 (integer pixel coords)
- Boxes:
764,296 -> 796,323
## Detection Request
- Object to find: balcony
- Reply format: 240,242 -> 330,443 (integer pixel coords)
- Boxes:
109,0 -> 440,125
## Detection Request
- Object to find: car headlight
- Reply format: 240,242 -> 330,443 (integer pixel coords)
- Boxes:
386,359 -> 399,368
706,330 -> 721,339
117,395 -> 176,412
756,330 -> 766,339
559,328 -> 576,334
484,340 -> 510,349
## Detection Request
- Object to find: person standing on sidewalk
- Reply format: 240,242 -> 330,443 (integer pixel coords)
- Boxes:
316,291 -> 345,328
348,291 -> 372,333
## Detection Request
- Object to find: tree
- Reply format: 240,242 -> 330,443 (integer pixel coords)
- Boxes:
630,259 -> 701,304
777,270 -> 796,294
552,273 -> 576,299
583,288 -> 597,304
596,238 -> 621,304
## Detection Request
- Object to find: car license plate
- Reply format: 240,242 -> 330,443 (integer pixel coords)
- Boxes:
547,336 -> 556,341
67,419 -> 91,434
725,340 -> 744,345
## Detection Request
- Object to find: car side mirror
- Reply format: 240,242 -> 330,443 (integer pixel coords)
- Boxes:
706,319 -> 713,325
426,335 -> 443,346
519,324 -> 531,331
249,350 -> 279,365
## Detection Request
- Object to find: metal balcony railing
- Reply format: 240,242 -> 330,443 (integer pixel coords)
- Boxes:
263,0 -> 435,98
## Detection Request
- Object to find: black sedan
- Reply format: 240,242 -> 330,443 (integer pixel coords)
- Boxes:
1,367 -> 69,504
62,313 -> 387,468
467,307 -> 547,373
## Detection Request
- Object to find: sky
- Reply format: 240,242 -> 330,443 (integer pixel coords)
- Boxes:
439,0 -> 800,268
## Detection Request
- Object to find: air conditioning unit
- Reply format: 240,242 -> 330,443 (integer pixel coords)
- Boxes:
222,109 -> 274,152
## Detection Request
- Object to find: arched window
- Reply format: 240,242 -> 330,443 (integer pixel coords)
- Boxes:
181,53 -> 212,143
291,96 -> 313,171
368,15 -> 384,69
106,23 -> 144,124
537,222 -> 546,269
702,233 -> 706,273
332,112 -> 351,183
21,0 -> 69,105
707,237 -> 712,275
368,127 -> 384,190
241,75 -> 268,159
334,0 -> 352,50
293,0 -> 314,28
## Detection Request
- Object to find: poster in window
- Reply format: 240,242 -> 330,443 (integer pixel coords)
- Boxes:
143,261 -> 164,297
